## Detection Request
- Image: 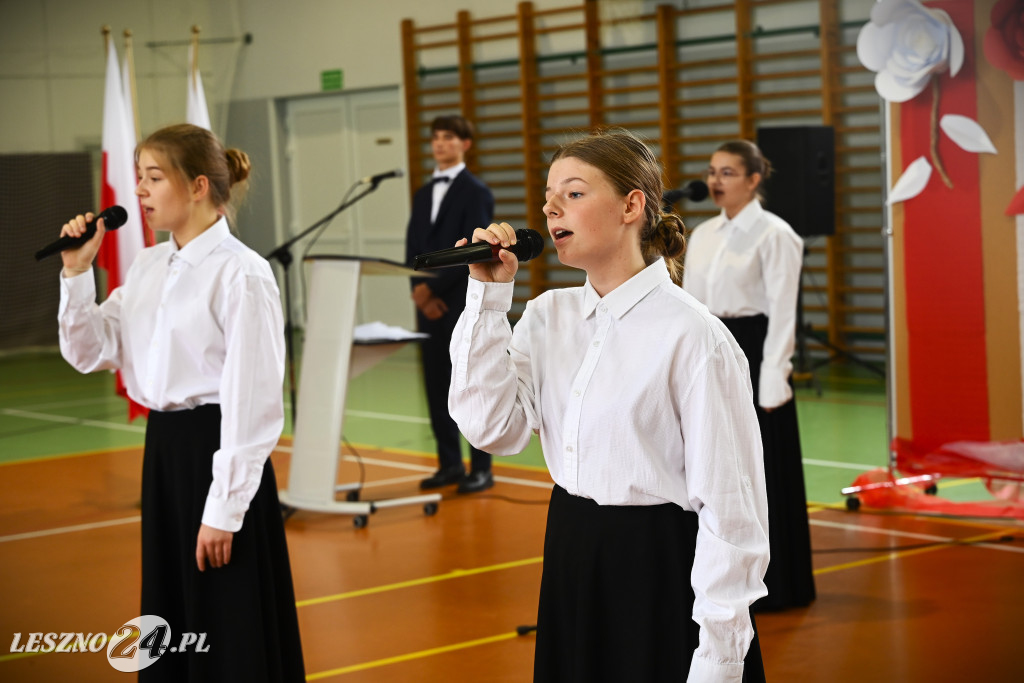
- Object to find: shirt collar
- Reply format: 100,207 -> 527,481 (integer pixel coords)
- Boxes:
169,216 -> 231,266
582,259 -> 671,319
714,198 -> 764,233
433,162 -> 465,183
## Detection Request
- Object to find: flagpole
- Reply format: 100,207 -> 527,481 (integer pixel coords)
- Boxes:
124,29 -> 141,143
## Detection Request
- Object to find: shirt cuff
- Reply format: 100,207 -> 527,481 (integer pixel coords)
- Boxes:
465,277 -> 513,313
758,365 -> 793,410
201,494 -> 246,533
58,267 -> 96,314
687,655 -> 744,683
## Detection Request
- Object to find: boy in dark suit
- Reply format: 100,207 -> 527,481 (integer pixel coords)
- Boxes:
405,115 -> 495,493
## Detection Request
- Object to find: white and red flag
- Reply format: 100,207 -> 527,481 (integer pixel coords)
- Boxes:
186,42 -> 211,130
98,36 -> 149,421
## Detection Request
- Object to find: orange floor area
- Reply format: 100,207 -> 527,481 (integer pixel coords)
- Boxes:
1,442 -> 1022,682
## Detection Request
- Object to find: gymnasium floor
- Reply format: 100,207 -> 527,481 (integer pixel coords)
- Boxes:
1,346 -> 1022,682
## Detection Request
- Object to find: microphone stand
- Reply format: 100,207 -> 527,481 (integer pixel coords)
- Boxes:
265,181 -> 382,429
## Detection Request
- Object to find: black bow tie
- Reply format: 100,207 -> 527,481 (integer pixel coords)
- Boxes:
433,176 -> 451,184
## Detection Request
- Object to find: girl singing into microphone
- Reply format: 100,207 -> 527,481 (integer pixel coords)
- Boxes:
56,123 -> 304,682
448,129 -> 769,682
683,140 -> 815,612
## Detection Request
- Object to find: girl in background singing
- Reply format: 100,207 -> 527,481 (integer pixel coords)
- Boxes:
684,139 -> 816,612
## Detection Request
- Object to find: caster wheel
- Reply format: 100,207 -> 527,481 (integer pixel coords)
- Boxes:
346,490 -> 360,501
845,496 -> 861,512
423,502 -> 439,516
925,484 -> 938,495
280,504 -> 296,521
353,515 -> 368,529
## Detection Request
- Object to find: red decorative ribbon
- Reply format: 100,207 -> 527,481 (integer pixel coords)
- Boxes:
900,1 -> 989,450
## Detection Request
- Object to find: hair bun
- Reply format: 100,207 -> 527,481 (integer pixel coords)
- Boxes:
225,148 -> 251,185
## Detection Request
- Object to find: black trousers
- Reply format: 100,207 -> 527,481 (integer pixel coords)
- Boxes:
140,404 -> 305,682
533,486 -> 765,682
721,314 -> 816,611
418,308 -> 490,472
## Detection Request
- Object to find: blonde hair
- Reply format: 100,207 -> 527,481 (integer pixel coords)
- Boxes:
137,123 -> 251,223
551,128 -> 686,285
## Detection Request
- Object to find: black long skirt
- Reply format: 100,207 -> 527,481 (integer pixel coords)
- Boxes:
721,314 -> 816,611
533,485 -> 765,682
140,404 -> 305,682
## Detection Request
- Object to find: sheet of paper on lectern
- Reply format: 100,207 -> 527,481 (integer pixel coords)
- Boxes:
353,321 -> 428,343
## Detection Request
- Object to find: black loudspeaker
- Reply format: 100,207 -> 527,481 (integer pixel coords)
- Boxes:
755,126 -> 835,237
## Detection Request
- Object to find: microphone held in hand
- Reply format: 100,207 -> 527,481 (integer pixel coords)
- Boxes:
34,206 -> 129,261
414,228 -> 545,270
662,180 -> 709,206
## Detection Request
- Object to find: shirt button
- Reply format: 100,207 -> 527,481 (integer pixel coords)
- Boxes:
573,390 -> 580,397
566,446 -> 573,453
593,341 -> 600,347
471,293 -> 478,300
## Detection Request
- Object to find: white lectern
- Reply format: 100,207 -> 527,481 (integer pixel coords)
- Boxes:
279,255 -> 440,527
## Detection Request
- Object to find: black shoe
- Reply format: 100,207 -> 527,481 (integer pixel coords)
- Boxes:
457,469 -> 494,494
420,466 -> 466,489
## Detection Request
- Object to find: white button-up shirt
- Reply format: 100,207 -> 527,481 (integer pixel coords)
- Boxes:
449,259 -> 769,682
58,218 -> 286,532
430,161 -> 465,223
683,199 -> 804,409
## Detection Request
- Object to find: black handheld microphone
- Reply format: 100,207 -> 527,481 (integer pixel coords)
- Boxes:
35,206 -> 129,261
414,229 -> 545,270
662,180 -> 709,206
360,169 -> 404,186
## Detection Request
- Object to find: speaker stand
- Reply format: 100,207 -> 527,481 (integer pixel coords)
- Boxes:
795,250 -> 885,386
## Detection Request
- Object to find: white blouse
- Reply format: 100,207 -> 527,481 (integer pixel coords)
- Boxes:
58,218 -> 286,533
449,259 -> 770,682
683,199 -> 804,409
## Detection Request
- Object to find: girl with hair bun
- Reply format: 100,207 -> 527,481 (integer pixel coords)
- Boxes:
448,128 -> 769,682
56,123 -> 304,681
684,139 -> 816,612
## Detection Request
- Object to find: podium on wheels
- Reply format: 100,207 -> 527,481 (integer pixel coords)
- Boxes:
279,255 -> 440,528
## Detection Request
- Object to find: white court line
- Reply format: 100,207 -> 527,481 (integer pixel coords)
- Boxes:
0,516 -> 140,544
0,406 -> 429,431
810,518 -> 1024,554
19,397 -> 121,411
803,458 -> 878,471
0,408 -> 146,434
345,409 -> 430,425
1,407 -> 881,478
281,447 -> 556,491
0,451 -> 550,543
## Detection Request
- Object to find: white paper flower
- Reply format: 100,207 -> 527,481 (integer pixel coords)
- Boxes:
940,115 -> 997,155
857,0 -> 965,102
888,156 -> 933,204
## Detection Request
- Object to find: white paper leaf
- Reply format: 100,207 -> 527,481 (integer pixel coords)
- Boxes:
940,114 -> 997,154
888,156 -> 933,204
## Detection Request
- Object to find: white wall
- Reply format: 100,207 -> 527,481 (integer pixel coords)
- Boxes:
0,0 -> 594,153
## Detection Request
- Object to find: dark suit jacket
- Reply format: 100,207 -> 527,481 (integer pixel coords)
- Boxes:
405,169 -> 495,315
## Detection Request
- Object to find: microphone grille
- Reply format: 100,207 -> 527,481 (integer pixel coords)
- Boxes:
689,180 -> 709,202
100,205 -> 129,230
514,229 -> 545,262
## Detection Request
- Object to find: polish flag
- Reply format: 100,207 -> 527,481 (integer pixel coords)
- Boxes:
98,37 -> 149,421
186,43 -> 211,130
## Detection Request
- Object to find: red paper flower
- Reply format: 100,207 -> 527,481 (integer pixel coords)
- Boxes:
984,0 -> 1024,80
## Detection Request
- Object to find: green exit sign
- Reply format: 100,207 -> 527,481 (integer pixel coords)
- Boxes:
320,69 -> 343,91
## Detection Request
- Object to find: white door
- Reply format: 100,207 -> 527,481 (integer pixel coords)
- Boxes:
284,88 -> 412,329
